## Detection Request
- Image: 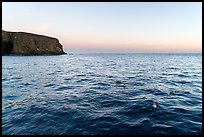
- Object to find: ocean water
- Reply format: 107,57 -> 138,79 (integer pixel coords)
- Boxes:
2,53 -> 202,135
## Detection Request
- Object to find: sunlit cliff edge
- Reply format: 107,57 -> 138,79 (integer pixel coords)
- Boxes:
2,30 -> 66,55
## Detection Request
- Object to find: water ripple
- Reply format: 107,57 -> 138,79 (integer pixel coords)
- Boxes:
2,53 -> 202,135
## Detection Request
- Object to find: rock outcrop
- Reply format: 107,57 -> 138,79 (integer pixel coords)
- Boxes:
2,30 -> 66,55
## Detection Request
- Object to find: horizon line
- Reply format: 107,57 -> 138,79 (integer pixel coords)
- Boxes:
64,52 -> 202,54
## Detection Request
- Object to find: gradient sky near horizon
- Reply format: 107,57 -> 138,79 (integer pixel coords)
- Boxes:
2,2 -> 202,53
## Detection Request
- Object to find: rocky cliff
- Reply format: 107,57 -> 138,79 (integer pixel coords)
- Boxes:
2,30 -> 66,55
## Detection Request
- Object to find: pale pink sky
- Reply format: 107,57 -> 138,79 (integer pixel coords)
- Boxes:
2,2 -> 202,53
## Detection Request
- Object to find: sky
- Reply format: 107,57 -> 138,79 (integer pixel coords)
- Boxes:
2,2 -> 202,53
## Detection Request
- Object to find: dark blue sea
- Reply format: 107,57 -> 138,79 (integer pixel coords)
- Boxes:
2,53 -> 202,135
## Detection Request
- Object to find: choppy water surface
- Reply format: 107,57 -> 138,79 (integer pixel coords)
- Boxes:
2,53 -> 202,135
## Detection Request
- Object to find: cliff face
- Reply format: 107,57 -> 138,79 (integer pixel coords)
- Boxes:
2,30 -> 66,55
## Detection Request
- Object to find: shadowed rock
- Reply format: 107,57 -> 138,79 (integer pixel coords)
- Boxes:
2,30 -> 66,55
170,91 -> 176,95
116,80 -> 127,88
116,80 -> 123,84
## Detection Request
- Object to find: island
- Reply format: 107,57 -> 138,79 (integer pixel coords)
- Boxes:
2,30 -> 66,55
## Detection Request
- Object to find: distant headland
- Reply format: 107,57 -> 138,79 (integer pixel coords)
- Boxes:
2,30 -> 66,56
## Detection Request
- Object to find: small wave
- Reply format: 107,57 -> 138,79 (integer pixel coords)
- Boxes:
142,88 -> 166,96
89,85 -> 111,91
48,72 -> 55,75
152,123 -> 173,128
11,77 -> 22,80
176,74 -> 189,78
64,78 -> 72,81
55,70 -> 62,73
91,116 -> 119,125
93,82 -> 111,87
23,83 -> 32,86
5,67 -> 13,70
130,82 -> 145,86
165,81 -> 178,86
2,78 -> 8,81
100,99 -> 127,108
170,106 -> 191,113
4,95 -> 18,100
107,75 -> 114,78
174,80 -> 191,84
75,74 -> 86,77
167,67 -> 180,70
55,85 -> 81,91
44,84 -> 56,87
76,78 -> 90,83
